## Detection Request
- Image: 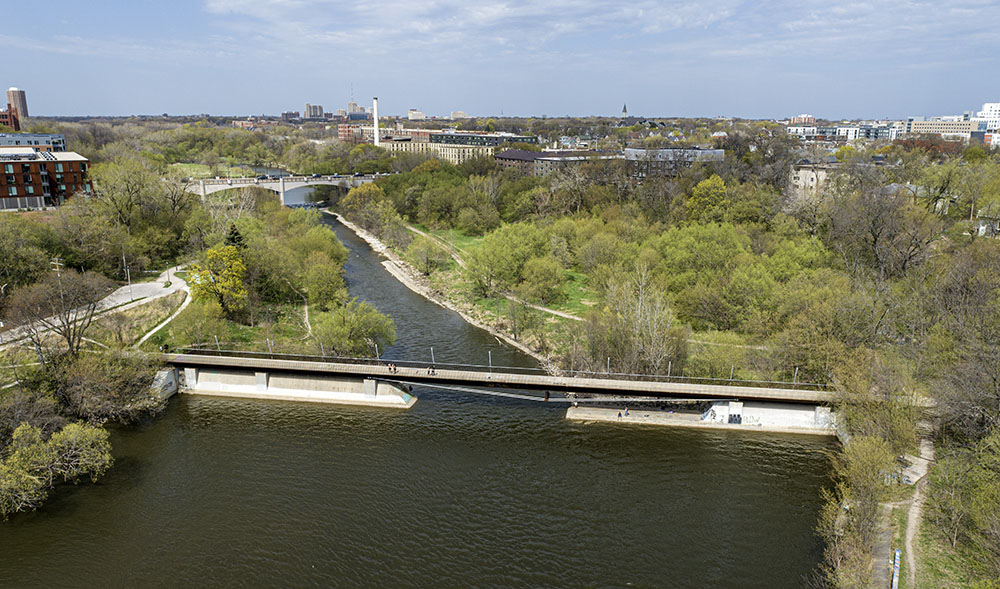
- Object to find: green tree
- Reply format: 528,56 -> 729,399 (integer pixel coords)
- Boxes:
517,256 -> 565,304
190,245 -> 248,317
57,352 -> 163,424
466,223 -> 546,296
685,174 -> 729,221
816,436 -> 895,588
312,299 -> 396,357
406,236 -> 450,276
303,251 -> 347,311
0,422 -> 112,519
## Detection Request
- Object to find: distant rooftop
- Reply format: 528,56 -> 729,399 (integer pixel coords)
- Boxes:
0,145 -> 86,162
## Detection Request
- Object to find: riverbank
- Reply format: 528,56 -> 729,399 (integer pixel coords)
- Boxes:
323,210 -> 548,365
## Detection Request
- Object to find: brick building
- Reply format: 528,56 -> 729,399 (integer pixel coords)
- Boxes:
0,104 -> 20,131
495,149 -> 617,176
0,146 -> 90,210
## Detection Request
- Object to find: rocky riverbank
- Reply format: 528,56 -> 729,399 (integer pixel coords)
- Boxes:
323,210 -> 548,365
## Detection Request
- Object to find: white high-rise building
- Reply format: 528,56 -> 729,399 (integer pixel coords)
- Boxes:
975,102 -> 1000,131
407,109 -> 426,121
304,103 -> 324,118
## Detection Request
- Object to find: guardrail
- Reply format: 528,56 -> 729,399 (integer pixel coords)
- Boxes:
171,346 -> 832,391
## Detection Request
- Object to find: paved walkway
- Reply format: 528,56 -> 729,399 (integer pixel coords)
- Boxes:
164,353 -> 835,403
1,264 -> 188,350
905,438 -> 936,587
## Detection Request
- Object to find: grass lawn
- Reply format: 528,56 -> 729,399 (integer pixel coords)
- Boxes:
88,291 -> 187,348
426,226 -> 483,254
914,519 -> 982,589
150,299 -> 311,354
549,270 -> 597,317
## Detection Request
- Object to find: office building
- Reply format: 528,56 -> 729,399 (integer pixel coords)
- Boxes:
304,103 -> 324,119
906,119 -> 987,140
0,133 -> 66,151
450,111 -> 468,120
975,102 -> 1000,131
6,87 -> 27,119
790,114 -> 816,125
407,109 -> 427,121
0,146 -> 90,210
281,111 -> 300,122
379,139 -> 494,165
430,131 -> 537,147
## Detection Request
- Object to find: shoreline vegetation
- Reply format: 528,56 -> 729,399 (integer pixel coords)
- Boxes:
323,210 -> 548,365
2,115 -> 998,587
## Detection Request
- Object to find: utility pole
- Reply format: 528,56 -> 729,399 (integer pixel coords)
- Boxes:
122,245 -> 133,301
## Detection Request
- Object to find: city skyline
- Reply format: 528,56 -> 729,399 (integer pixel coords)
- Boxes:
3,0 -> 999,119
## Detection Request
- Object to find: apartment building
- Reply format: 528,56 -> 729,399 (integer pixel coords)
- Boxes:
0,146 -> 90,210
0,133 -> 66,151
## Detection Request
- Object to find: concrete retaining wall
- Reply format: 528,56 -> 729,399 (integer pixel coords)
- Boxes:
152,368 -> 178,401
567,402 -> 836,436
179,367 -> 416,408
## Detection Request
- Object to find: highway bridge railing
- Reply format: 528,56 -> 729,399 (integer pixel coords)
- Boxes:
169,346 -> 833,392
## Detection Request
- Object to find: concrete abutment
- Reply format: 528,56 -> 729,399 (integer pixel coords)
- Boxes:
179,367 -> 416,408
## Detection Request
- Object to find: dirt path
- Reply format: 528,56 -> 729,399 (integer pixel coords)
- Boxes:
905,438 -> 936,587
405,224 -> 583,321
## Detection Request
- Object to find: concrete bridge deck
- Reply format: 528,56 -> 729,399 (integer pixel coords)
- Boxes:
162,352 -> 834,404
184,174 -> 377,204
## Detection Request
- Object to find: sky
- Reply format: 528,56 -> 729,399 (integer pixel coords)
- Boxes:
3,0 -> 999,119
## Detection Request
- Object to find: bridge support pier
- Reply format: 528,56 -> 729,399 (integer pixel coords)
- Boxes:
176,367 -> 416,408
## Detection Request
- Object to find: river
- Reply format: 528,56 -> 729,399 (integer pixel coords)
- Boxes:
0,216 -> 833,588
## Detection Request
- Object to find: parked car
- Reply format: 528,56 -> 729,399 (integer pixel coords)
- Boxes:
311,173 -> 322,178
256,174 -> 268,180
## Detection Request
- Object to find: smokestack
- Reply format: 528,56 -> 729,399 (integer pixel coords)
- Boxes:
373,97 -> 380,147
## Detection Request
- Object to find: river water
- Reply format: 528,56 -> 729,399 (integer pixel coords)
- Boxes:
0,217 -> 833,588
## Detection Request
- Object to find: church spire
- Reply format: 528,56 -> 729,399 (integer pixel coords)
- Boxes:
621,103 -> 628,117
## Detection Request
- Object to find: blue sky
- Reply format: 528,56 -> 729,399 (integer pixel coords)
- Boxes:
4,0 -> 999,119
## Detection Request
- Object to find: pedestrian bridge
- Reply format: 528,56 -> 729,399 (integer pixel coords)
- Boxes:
184,174 -> 376,205
162,350 -> 834,406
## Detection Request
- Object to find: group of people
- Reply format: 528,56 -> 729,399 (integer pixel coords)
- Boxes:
384,363 -> 436,375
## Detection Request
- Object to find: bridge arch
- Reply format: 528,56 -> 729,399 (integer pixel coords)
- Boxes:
185,175 -> 376,206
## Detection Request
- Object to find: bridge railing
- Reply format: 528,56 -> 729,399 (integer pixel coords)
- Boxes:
171,346 -> 832,391
198,174 -> 375,185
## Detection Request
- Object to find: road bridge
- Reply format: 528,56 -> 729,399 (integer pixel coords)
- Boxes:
163,351 -> 833,405
184,174 -> 376,205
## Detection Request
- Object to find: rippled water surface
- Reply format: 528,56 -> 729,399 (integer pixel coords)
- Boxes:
0,217 -> 833,587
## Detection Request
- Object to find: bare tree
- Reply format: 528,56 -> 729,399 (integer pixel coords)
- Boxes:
4,270 -> 114,360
